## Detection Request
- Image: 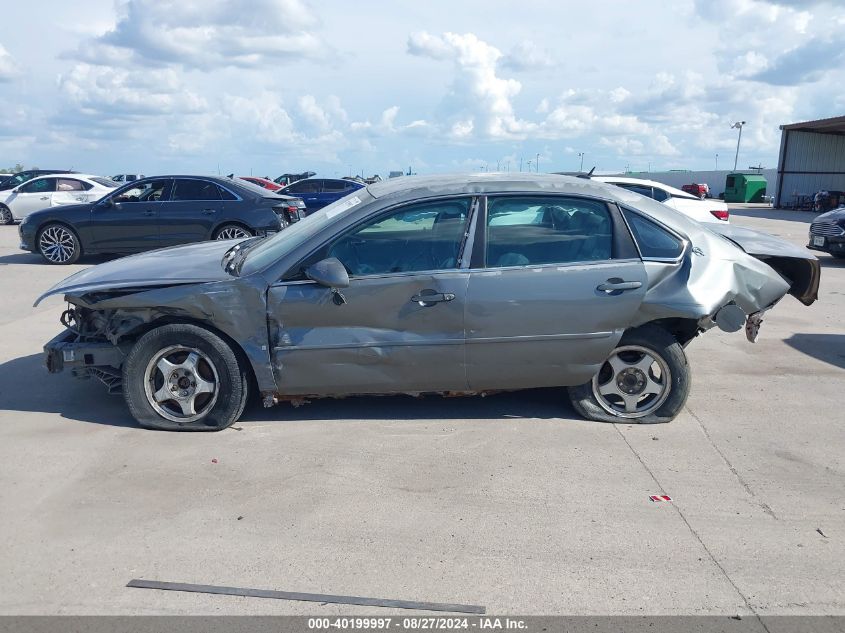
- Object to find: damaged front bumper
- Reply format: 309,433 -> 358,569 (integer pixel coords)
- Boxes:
44,329 -> 126,392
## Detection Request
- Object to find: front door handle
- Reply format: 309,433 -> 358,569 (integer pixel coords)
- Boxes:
201,208 -> 216,215
410,290 -> 456,306
597,278 -> 643,294
143,209 -> 156,216
40,196 -> 50,200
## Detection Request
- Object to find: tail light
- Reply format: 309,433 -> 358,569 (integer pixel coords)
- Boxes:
710,209 -> 729,221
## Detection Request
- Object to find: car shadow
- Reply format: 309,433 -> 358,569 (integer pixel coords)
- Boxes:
783,334 -> 845,370
817,254 -> 845,268
0,253 -> 117,266
0,353 -> 581,429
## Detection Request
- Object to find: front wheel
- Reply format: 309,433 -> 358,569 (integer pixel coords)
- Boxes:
38,223 -> 82,264
122,324 -> 249,431
0,205 -> 13,225
568,324 -> 690,424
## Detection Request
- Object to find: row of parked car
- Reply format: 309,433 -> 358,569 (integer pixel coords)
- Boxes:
0,168 -> 367,264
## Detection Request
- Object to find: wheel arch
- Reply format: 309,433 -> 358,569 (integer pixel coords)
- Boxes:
634,317 -> 700,347
211,220 -> 254,239
119,315 -> 259,396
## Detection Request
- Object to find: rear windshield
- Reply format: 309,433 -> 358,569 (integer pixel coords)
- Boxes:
91,177 -> 118,188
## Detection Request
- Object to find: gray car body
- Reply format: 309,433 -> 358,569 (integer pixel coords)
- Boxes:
36,174 -> 820,402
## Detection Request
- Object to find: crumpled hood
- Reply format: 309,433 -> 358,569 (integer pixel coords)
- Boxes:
34,239 -> 238,306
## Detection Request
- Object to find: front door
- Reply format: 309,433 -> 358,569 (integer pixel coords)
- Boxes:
8,177 -> 57,220
266,197 -> 476,395
87,178 -> 172,253
465,195 -> 648,390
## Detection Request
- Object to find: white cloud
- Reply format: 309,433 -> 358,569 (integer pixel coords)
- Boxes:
70,0 -> 327,70
501,41 -> 556,71
0,44 -> 20,82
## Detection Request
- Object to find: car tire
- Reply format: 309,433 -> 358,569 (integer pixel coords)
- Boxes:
568,324 -> 690,424
37,223 -> 82,265
0,205 -> 13,225
122,324 -> 249,431
213,224 -> 253,240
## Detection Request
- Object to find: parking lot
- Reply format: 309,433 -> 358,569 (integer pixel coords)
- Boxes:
0,207 -> 842,616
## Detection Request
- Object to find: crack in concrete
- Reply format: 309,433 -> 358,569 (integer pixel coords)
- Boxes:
613,424 -> 769,630
686,404 -> 778,520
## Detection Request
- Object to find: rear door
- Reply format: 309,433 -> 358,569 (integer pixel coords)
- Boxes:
87,178 -> 172,252
465,195 -> 648,390
158,178 -> 225,247
266,197 -> 476,395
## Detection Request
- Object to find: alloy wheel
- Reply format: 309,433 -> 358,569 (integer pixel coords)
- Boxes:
215,226 -> 251,240
143,345 -> 220,423
39,226 -> 77,264
591,345 -> 671,419
0,206 -> 12,225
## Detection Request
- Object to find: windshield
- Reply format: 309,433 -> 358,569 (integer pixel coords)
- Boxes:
240,189 -> 374,275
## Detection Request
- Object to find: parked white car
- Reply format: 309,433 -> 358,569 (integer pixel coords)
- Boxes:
594,176 -> 729,224
0,174 -> 118,224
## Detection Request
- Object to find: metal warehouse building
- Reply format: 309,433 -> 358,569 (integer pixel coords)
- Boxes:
775,115 -> 845,208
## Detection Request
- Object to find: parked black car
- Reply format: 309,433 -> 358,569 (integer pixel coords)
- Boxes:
808,206 -> 845,258
19,175 -> 306,264
0,169 -> 76,191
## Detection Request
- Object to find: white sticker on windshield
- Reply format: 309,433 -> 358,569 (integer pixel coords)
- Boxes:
326,195 -> 362,218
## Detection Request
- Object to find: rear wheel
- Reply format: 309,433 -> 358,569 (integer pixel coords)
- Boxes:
122,324 -> 249,431
0,205 -> 12,225
38,223 -> 81,264
568,324 -> 690,424
214,224 -> 252,240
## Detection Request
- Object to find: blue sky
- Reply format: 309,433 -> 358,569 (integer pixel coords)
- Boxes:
0,0 -> 842,179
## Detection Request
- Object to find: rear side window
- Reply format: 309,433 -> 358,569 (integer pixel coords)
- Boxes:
217,185 -> 237,201
56,178 -> 86,191
486,196 -> 613,267
322,180 -> 348,192
651,187 -> 669,202
172,179 -> 221,201
622,209 -> 684,259
286,180 -> 321,194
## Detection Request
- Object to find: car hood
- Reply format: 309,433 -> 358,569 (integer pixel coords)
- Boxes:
34,239 -> 239,306
815,206 -> 845,222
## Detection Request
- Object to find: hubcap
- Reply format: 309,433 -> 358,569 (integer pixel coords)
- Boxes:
0,207 -> 11,224
39,226 -> 76,263
591,345 -> 671,419
143,345 -> 219,423
216,226 -> 250,240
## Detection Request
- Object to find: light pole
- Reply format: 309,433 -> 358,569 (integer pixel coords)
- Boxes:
731,121 -> 746,171
578,152 -> 585,172
715,153 -> 719,171
527,159 -> 533,172
535,153 -> 540,173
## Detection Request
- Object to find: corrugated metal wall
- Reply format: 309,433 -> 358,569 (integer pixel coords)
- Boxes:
775,130 -> 845,206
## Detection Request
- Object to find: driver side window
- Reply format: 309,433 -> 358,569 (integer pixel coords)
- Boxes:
327,198 -> 472,276
20,178 -> 56,194
115,179 -> 171,203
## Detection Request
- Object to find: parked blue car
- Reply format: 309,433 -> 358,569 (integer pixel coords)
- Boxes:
279,178 -> 364,214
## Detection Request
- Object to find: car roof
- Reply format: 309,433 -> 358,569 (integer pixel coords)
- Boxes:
364,172 -> 639,202
22,173 -> 105,183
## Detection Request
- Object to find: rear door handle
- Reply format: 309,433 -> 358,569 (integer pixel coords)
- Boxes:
143,209 -> 156,216
597,279 -> 642,293
201,208 -> 216,215
40,196 -> 50,200
410,290 -> 456,306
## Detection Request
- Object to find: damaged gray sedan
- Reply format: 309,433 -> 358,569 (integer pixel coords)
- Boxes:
36,174 -> 820,430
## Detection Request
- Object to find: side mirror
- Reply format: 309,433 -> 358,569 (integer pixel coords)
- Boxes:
305,257 -> 349,289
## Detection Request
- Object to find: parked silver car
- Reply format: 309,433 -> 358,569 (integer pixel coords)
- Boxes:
36,174 -> 819,431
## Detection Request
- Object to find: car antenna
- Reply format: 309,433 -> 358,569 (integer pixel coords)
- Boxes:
577,166 -> 596,179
